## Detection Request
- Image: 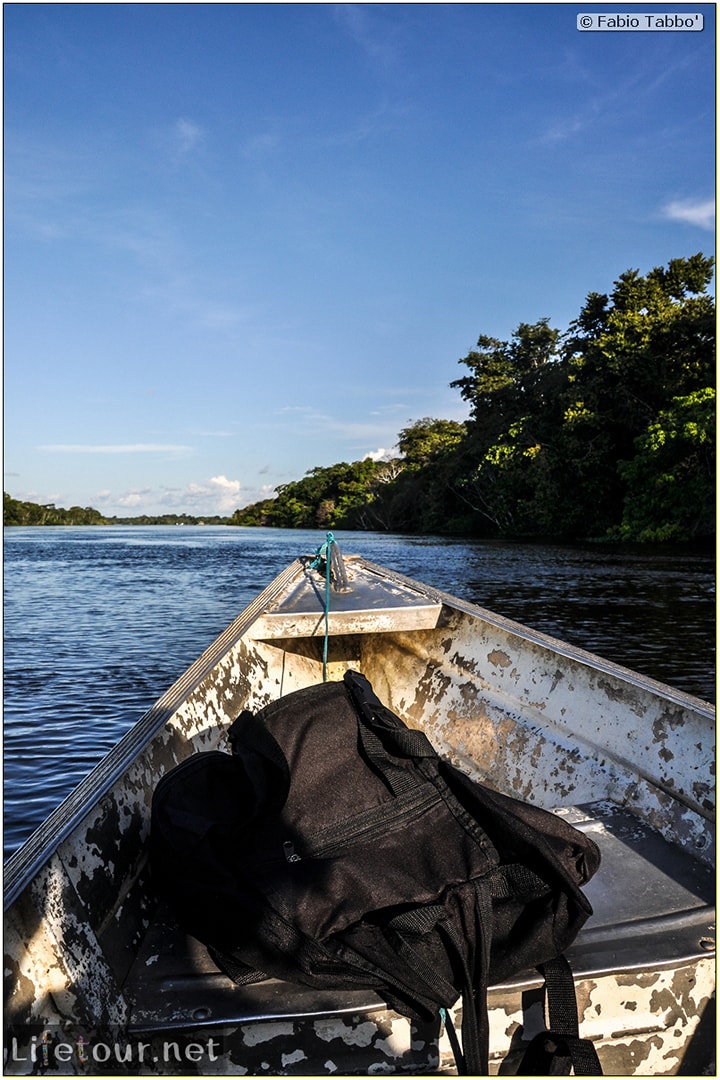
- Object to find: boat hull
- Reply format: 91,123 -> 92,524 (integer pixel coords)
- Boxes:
4,555 -> 715,1074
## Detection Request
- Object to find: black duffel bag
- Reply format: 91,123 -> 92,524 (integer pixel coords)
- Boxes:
151,670 -> 602,1074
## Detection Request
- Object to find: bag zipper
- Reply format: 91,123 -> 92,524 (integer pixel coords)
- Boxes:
285,784 -> 442,862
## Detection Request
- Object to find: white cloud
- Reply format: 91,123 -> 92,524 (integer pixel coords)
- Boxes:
536,115 -> 586,145
334,4 -> 399,73
272,405 -> 393,443
662,198 -> 715,231
175,118 -> 204,154
206,475 -> 242,506
94,475 -> 247,516
114,489 -> 152,509
177,476 -> 243,513
364,447 -> 397,462
37,443 -> 193,455
209,474 -> 240,491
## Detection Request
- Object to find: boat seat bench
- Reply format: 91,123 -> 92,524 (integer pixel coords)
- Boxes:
126,801 -> 714,1072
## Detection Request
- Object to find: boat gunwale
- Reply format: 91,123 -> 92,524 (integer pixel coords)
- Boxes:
3,558 -> 306,909
359,559 -> 715,718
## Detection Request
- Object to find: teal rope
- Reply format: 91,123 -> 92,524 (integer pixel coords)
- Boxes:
310,532 -> 336,681
439,1007 -> 464,1072
321,534 -> 332,680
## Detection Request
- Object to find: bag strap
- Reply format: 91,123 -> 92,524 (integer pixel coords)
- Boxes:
345,671 -> 599,1075
208,947 -> 269,986
439,878 -> 494,1074
344,670 -> 435,758
517,956 -> 602,1075
389,881 -> 494,1076
345,670 -> 436,797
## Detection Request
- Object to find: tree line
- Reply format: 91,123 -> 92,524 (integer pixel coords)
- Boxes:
233,255 -> 715,542
3,493 -> 108,526
6,256 -> 714,542
2,495 -> 225,527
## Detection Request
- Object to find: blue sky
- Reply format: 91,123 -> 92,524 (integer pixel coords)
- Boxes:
4,2 -> 715,517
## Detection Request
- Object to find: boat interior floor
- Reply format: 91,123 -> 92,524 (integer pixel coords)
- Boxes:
127,800 -> 715,1040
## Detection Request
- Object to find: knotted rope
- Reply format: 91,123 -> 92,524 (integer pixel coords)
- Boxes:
309,532 -> 347,681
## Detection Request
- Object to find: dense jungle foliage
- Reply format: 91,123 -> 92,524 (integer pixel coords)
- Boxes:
6,257 -> 714,542
3,493 -> 108,526
233,255 -> 716,542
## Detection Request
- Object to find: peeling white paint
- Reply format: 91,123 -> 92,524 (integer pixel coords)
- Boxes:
4,556 -> 714,1075
241,1022 -> 295,1047
374,1032 -> 411,1059
280,1048 -> 307,1066
313,1018 -> 377,1047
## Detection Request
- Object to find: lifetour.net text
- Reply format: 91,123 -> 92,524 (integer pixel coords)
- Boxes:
577,12 -> 704,30
4,1028 -> 223,1071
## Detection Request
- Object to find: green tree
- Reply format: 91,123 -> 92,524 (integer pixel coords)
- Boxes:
231,254 -> 715,542
449,320 -> 563,535
565,254 -> 714,431
233,459 -> 389,530
3,493 -> 107,525
397,418 -> 466,467
451,320 -> 560,459
446,256 -> 715,539
230,499 -> 277,526
612,388 -> 715,541
557,253 -> 716,535
365,419 -> 469,533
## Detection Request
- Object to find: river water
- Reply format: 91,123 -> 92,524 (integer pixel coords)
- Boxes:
3,526 -> 715,859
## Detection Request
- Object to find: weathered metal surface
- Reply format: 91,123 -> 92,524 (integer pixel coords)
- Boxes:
484,955 -> 716,1075
249,557 -> 443,639
4,554 -> 715,1075
351,597 -> 714,864
6,959 -> 713,1076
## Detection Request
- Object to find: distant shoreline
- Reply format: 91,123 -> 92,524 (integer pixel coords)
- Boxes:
4,492 -> 716,547
3,493 -> 231,528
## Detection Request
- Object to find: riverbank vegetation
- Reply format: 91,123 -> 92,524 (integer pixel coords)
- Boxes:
2,495 -> 228,527
6,256 -> 714,542
3,494 -> 108,526
233,255 -> 715,542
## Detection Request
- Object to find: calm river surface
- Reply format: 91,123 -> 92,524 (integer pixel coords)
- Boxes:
4,526 -> 715,859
